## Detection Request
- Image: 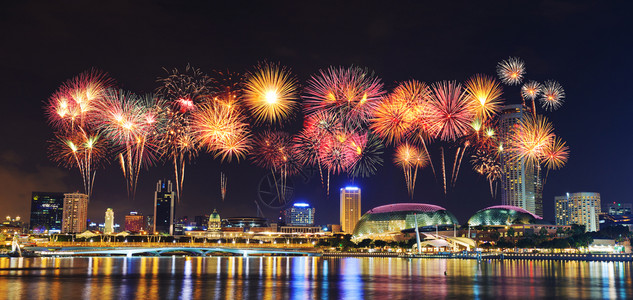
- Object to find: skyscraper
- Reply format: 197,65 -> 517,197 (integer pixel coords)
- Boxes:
555,192 -> 601,232
104,208 -> 114,234
30,192 -> 65,234
61,192 -> 89,233
340,186 -> 361,234
284,202 -> 315,226
499,104 -> 543,217
125,212 -> 145,233
153,179 -> 175,235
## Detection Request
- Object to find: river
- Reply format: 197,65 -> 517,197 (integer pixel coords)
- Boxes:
0,256 -> 630,299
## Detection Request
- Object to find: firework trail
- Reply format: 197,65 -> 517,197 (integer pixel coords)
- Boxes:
345,132 -> 384,179
220,172 -> 227,201
49,130 -> 106,199
243,62 -> 299,124
521,80 -> 542,117
496,57 -> 525,86
156,65 -> 211,203
251,131 -> 299,205
394,143 -> 427,199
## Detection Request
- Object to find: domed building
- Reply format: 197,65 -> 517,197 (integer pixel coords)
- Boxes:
207,209 -> 221,231
351,203 -> 459,242
467,205 -> 543,226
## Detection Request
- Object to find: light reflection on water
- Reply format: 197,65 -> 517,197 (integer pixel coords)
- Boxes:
0,256 -> 630,299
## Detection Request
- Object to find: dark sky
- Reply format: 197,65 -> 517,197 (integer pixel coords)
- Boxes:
1,1 -> 631,226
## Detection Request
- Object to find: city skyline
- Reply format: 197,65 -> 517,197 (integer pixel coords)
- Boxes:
1,2 -> 631,227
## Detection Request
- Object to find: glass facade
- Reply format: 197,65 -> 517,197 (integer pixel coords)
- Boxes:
351,203 -> 458,242
468,205 -> 542,226
284,203 -> 315,226
154,179 -> 175,235
30,192 -> 65,233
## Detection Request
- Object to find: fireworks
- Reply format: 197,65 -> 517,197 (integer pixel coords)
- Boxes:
542,137 -> 569,170
496,57 -> 525,86
220,172 -> 227,201
394,143 -> 427,199
46,69 -> 113,130
304,66 -> 385,125
92,89 -> 165,198
426,81 -> 475,141
507,114 -> 555,167
371,80 -> 430,144
539,80 -> 566,111
156,65 -> 212,113
192,101 -> 251,162
464,74 -> 503,121
521,80 -> 542,101
345,133 -> 384,178
243,63 -> 299,124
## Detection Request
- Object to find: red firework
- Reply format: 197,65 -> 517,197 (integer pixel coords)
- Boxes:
426,81 -> 475,141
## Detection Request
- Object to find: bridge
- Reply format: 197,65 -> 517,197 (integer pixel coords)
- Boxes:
32,246 -> 322,257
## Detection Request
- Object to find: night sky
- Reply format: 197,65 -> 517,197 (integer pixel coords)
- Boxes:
1,1 -> 631,227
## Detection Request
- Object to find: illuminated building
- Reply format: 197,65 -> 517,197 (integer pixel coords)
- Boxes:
555,192 -> 601,232
153,179 -> 176,235
61,192 -> 89,233
207,209 -> 221,231
605,202 -> 632,216
468,205 -> 543,226
104,208 -> 114,234
499,104 -> 543,217
351,203 -> 458,242
340,186 -> 361,234
284,202 -> 315,226
125,212 -> 145,233
222,217 -> 268,228
29,192 -> 65,234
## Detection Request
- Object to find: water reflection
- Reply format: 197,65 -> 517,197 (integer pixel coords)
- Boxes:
0,256 -> 630,299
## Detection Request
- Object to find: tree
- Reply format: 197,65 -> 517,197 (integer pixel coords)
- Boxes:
539,227 -> 549,238
357,239 -> 372,248
507,227 -> 516,239
374,240 -> 387,248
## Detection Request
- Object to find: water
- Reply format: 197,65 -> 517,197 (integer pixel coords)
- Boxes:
0,256 -> 631,299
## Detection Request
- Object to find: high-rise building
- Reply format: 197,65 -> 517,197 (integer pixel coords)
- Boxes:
499,104 -> 543,217
61,192 -> 89,233
125,212 -> 145,233
30,192 -> 65,234
605,202 -> 632,216
555,192 -> 601,232
284,202 -> 315,226
153,179 -> 175,235
207,209 -> 221,231
104,208 -> 114,234
340,186 -> 361,234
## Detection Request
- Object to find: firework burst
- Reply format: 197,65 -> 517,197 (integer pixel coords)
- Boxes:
539,80 -> 565,111
345,132 -> 384,178
464,74 -> 503,121
542,136 -> 569,170
507,114 -> 555,167
521,80 -> 542,101
304,66 -> 385,126
243,62 -> 299,124
426,81 -> 474,141
496,57 -> 525,86
192,101 -> 251,162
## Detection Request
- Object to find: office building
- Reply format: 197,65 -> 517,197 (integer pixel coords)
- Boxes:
555,192 -> 601,232
125,212 -> 145,233
605,202 -> 632,216
499,104 -> 543,217
340,186 -> 361,234
29,192 -> 65,234
104,208 -> 114,234
153,179 -> 176,235
284,202 -> 315,226
61,192 -> 89,233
